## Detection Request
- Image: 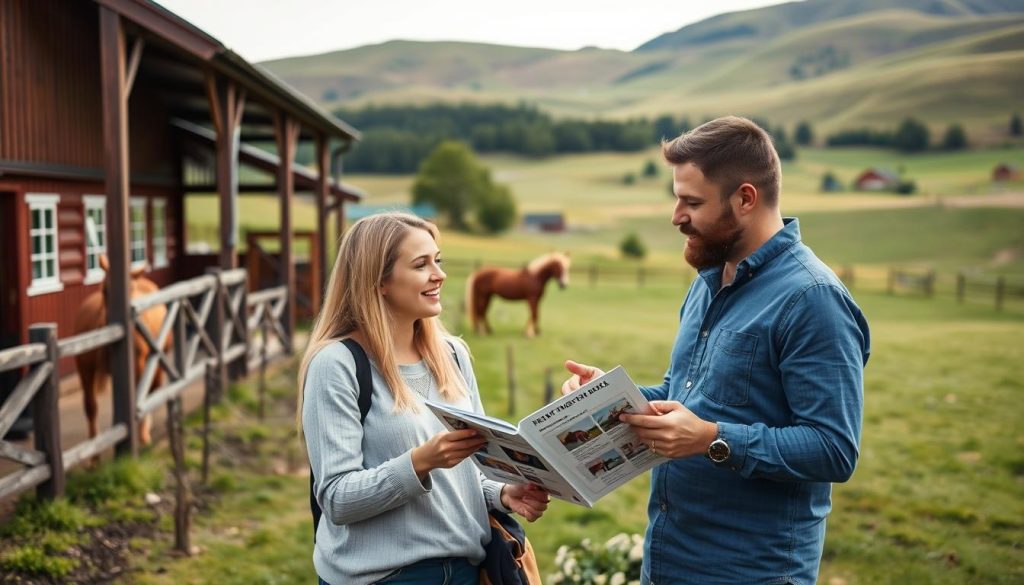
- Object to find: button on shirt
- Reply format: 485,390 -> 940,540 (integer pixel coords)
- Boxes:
639,218 -> 870,585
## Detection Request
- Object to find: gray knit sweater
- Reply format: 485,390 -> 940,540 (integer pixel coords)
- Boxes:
303,338 -> 507,585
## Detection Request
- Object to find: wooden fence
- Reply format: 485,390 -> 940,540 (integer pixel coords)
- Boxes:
0,268 -> 290,504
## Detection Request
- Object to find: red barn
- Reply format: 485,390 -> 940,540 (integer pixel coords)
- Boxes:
992,163 -> 1021,182
853,168 -> 900,191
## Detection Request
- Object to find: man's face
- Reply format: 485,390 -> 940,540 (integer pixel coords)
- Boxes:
671,162 -> 743,270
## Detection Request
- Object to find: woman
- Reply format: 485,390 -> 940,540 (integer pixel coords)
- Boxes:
298,213 -> 548,585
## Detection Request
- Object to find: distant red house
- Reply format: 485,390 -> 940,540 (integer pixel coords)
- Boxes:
854,168 -> 900,191
523,213 -> 566,233
992,163 -> 1021,182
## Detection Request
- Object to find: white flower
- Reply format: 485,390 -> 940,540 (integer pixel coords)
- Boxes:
563,557 -> 578,575
627,581 -> 641,585
628,541 -> 644,562
548,573 -> 564,584
595,575 -> 608,585
605,532 -> 630,551
555,545 -> 569,566
611,573 -> 627,585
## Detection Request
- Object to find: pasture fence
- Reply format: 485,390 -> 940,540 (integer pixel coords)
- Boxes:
0,268 -> 290,525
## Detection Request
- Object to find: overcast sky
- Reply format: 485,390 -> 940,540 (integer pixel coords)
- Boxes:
155,0 -> 788,62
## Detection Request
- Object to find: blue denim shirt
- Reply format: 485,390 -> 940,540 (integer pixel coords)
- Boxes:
639,218 -> 870,585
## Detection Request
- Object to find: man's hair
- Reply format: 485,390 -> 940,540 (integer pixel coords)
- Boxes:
662,116 -> 781,206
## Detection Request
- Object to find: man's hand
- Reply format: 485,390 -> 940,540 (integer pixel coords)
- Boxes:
411,429 -> 487,480
619,400 -> 717,459
560,360 -> 605,396
500,483 -> 550,522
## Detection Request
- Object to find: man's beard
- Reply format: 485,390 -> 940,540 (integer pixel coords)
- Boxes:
681,207 -> 743,270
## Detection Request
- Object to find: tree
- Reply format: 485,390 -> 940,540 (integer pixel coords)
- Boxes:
892,117 -> 930,152
795,121 -> 814,146
643,160 -> 659,178
620,233 -> 646,259
622,172 -> 637,185
942,123 -> 967,150
1011,112 -> 1022,137
476,184 -> 517,234
412,141 -> 491,230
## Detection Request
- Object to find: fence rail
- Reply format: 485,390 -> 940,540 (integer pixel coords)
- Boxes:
0,267 -> 290,504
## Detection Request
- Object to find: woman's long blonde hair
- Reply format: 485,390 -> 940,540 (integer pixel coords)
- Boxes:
296,212 -> 467,435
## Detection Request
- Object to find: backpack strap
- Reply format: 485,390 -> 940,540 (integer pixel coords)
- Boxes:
311,337 -> 459,541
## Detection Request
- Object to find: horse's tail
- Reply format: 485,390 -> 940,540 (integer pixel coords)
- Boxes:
465,270 -> 478,330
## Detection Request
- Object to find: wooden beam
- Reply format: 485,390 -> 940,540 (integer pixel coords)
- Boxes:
274,113 -> 299,352
315,134 -> 329,316
207,76 -> 244,269
29,325 -> 64,500
125,36 -> 145,98
99,6 -> 138,457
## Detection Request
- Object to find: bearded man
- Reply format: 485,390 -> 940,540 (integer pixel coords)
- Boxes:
562,116 -> 871,584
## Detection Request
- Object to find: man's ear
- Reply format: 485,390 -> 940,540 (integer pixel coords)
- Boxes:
735,183 -> 759,215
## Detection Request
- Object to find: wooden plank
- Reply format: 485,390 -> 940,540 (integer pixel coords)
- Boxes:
276,112 -> 298,354
57,324 -> 125,358
28,324 -> 64,499
124,36 -> 144,97
0,362 -> 50,436
0,343 -> 46,372
0,464 -> 51,502
220,268 -> 247,287
62,424 -> 128,471
0,441 -> 45,467
136,364 -> 205,417
315,133 -> 329,308
132,274 -> 216,311
247,286 -> 286,306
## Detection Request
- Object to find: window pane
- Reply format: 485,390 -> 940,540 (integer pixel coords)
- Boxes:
44,208 -> 54,229
45,236 -> 54,253
32,235 -> 40,255
46,259 -> 55,277
32,260 -> 41,279
32,208 -> 40,228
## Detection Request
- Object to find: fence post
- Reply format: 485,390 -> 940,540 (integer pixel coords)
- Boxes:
995,277 -> 1005,311
169,307 -> 192,553
506,345 -> 516,417
258,312 -> 269,420
201,361 -> 214,486
205,267 -> 226,403
956,272 -> 965,304
28,324 -> 64,500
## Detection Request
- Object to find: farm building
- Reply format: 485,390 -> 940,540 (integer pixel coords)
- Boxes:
992,163 -> 1021,182
522,212 -> 566,233
0,0 -> 366,473
853,168 -> 900,191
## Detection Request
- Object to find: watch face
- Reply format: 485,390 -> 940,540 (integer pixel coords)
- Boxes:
709,439 -> 730,463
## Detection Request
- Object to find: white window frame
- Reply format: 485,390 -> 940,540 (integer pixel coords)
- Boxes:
152,197 -> 168,269
26,193 -> 63,296
83,195 -> 107,285
129,197 -> 148,270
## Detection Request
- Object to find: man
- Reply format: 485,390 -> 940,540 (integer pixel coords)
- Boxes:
563,116 -> 870,584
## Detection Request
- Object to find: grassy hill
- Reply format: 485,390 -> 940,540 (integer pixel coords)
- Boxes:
259,1 -> 1024,142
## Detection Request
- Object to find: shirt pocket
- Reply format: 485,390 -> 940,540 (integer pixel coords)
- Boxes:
700,329 -> 758,406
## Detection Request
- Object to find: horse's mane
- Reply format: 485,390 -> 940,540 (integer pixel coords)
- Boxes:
526,252 -> 570,276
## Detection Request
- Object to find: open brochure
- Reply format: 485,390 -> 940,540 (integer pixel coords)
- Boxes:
425,366 -> 668,508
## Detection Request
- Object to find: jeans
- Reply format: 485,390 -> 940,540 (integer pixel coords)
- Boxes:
318,557 -> 478,585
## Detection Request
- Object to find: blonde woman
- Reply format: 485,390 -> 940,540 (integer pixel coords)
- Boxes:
298,213 -> 548,585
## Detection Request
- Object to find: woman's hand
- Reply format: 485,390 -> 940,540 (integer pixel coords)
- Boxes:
411,429 -> 487,480
500,483 -> 550,522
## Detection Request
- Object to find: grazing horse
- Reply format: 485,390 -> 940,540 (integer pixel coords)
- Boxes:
73,256 -> 169,451
466,252 -> 571,337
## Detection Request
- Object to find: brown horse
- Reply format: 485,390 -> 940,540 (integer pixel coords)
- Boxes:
73,256 -> 169,450
465,252 -> 571,337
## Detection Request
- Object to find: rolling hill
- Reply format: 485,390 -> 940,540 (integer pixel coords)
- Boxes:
259,0 -> 1024,141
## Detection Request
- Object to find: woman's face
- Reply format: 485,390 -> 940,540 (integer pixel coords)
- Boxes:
380,227 -> 445,324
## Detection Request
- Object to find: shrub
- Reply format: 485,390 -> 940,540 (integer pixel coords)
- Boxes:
619,233 -> 646,260
548,533 -> 644,585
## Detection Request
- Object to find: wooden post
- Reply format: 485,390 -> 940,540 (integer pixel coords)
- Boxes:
274,113 -> 298,353
201,361 -> 214,486
28,324 -> 64,500
506,345 -> 516,417
205,267 -> 226,403
315,134 -> 330,316
99,7 -> 137,457
169,305 -> 192,553
995,277 -> 1005,311
956,272 -> 965,304
205,75 -> 245,270
258,313 -> 268,420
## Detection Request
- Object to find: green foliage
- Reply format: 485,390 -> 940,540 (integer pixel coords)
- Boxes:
642,160 -> 659,178
795,121 -> 814,146
0,498 -> 93,538
895,179 -> 918,195
65,457 -> 163,506
893,117 -> 930,152
476,184 -> 517,233
621,172 -> 636,185
413,141 -> 516,232
0,545 -> 77,578
774,139 -> 797,161
820,171 -> 842,192
1010,112 -> 1022,137
548,533 -> 643,585
942,123 -> 968,150
619,233 -> 646,259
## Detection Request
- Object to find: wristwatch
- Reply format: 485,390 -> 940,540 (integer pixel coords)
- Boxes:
707,434 -> 731,464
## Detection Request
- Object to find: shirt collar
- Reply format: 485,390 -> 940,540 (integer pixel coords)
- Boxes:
698,217 -> 801,289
